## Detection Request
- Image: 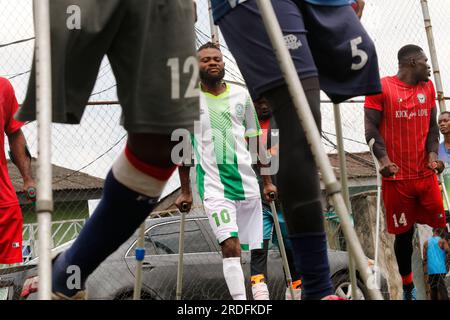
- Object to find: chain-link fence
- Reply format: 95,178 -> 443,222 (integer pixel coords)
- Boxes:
1,0 -> 450,299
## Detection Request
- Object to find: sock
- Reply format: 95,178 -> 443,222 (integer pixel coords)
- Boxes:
403,282 -> 414,291
223,257 -> 246,300
251,275 -> 269,300
113,145 -> 175,196
403,281 -> 415,300
402,273 -> 414,292
401,272 -> 413,285
289,232 -> 333,300
292,279 -> 302,289
251,274 -> 266,286
52,147 -> 174,296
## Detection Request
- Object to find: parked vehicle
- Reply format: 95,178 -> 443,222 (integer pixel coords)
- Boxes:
0,214 -> 389,300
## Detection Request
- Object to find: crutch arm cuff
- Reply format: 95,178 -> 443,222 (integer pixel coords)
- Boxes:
325,182 -> 341,196
36,200 -> 54,213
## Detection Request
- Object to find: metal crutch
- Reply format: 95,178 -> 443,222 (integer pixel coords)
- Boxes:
268,193 -> 296,300
333,103 -> 359,299
133,223 -> 146,300
34,0 -> 54,300
176,203 -> 189,300
368,138 -> 382,289
255,0 -> 383,300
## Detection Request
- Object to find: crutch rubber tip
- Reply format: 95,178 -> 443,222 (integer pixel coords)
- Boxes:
181,203 -> 189,212
269,192 -> 276,200
135,247 -> 145,261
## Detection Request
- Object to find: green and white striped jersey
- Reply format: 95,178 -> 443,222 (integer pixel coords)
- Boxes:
193,82 -> 261,201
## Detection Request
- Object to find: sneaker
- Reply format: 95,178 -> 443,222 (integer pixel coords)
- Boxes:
285,287 -> 302,300
321,295 -> 347,300
20,276 -> 86,300
20,276 -> 39,299
252,283 -> 270,300
403,287 -> 416,300
52,290 -> 86,300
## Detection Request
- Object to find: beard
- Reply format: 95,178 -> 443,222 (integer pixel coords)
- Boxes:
421,73 -> 430,82
200,68 -> 225,87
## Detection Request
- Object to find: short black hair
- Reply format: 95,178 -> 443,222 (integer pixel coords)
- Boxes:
440,111 -> 450,118
397,44 -> 424,63
197,42 -> 221,53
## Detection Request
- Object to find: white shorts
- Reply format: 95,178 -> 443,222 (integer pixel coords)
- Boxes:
203,197 -> 263,251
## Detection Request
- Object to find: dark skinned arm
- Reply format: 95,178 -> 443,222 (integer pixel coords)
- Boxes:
365,108 -> 399,177
426,107 -> 444,173
253,134 -> 277,202
439,238 -> 450,254
8,129 -> 35,196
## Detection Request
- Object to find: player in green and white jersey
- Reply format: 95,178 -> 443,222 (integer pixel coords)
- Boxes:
176,42 -> 277,300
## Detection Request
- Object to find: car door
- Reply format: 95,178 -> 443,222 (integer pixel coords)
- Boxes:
198,217 -> 266,298
126,217 -> 227,300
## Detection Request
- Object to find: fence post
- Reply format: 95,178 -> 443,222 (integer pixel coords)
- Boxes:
207,0 -> 220,46
420,0 -> 446,112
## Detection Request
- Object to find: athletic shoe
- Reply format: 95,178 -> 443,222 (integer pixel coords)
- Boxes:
285,287 -> 302,300
20,275 -> 86,300
52,290 -> 86,300
252,283 -> 270,300
20,276 -> 38,299
403,287 -> 416,300
321,295 -> 347,300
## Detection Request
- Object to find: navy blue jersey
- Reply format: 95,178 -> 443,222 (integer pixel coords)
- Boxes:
215,0 -> 381,103
211,0 -> 353,23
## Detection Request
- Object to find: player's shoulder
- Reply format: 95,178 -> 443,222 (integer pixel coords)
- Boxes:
226,82 -> 247,94
380,76 -> 396,86
0,77 -> 13,89
0,77 -> 14,97
374,76 -> 394,95
365,77 -> 391,102
226,82 -> 253,104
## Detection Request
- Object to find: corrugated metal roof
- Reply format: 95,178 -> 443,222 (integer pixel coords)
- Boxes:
7,159 -> 104,192
327,151 -> 376,179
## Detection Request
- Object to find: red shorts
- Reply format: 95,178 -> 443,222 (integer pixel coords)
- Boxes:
0,205 -> 23,264
382,174 -> 446,234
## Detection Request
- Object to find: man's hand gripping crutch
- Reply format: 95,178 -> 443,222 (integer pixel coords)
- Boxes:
264,185 -> 298,300
367,138 -> 382,289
